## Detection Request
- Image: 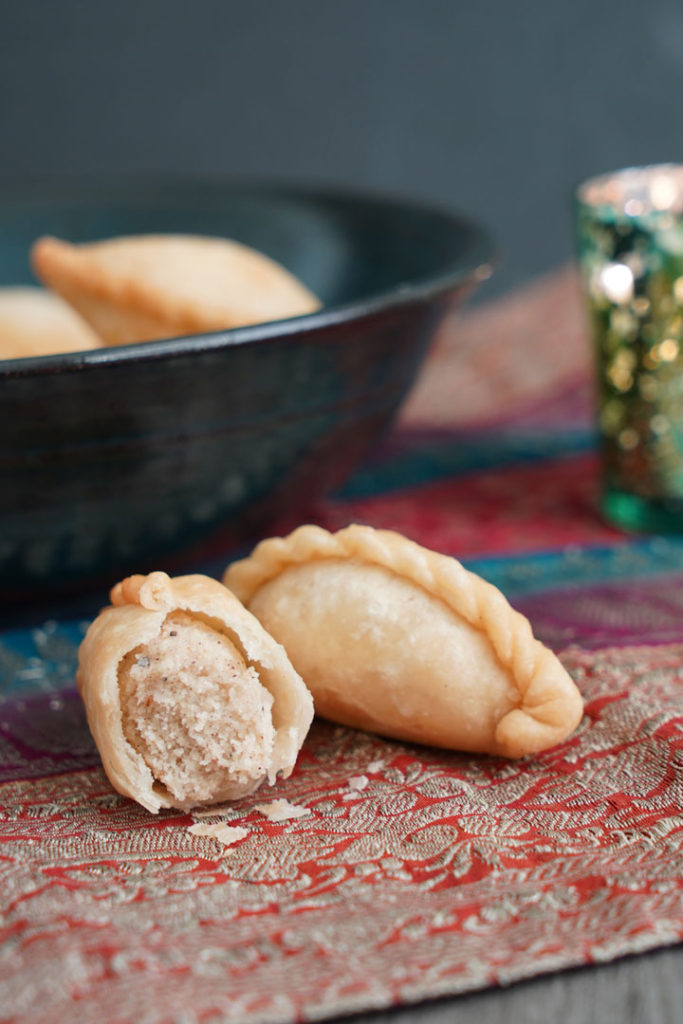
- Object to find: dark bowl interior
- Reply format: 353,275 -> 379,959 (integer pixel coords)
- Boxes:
0,181 -> 491,609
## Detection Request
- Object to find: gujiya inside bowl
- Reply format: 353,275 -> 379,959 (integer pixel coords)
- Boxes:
0,181 -> 492,605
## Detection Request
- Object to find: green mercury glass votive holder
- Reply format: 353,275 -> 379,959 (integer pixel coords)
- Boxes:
576,163 -> 683,532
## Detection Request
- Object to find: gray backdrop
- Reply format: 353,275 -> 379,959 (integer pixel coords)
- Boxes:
2,0 -> 683,298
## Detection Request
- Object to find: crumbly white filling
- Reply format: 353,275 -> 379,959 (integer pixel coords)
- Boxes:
119,611 -> 274,805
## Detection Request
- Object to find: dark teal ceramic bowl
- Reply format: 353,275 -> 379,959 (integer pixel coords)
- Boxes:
0,181 -> 491,604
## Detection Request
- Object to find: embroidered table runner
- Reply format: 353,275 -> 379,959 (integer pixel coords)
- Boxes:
3,268 -> 683,1024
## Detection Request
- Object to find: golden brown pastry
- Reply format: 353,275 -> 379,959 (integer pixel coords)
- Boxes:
77,571 -> 313,813
223,525 -> 583,759
0,286 -> 101,359
31,233 -> 321,346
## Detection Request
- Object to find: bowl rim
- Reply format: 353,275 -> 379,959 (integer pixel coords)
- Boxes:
0,177 -> 493,377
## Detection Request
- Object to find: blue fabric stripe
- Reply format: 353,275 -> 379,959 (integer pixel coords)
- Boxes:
338,427 -> 597,498
5,538 -> 683,694
463,536 -> 683,598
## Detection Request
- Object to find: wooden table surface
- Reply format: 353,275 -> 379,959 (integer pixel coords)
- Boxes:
340,945 -> 682,1024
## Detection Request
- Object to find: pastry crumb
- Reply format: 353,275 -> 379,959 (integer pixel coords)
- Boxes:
343,774 -> 370,801
187,822 -> 249,847
254,799 -> 310,822
190,803 -> 236,819
366,759 -> 386,773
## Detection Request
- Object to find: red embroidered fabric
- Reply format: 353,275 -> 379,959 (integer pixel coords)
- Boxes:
3,268 -> 683,1024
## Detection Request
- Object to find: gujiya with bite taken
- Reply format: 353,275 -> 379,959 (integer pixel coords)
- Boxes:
77,571 -> 313,813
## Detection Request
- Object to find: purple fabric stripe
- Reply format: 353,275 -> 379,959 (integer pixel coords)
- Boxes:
0,688 -> 100,782
516,573 -> 683,651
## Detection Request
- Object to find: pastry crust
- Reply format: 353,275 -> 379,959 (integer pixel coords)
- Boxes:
0,286 -> 101,359
31,234 -> 321,346
77,571 -> 313,813
223,525 -> 584,759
